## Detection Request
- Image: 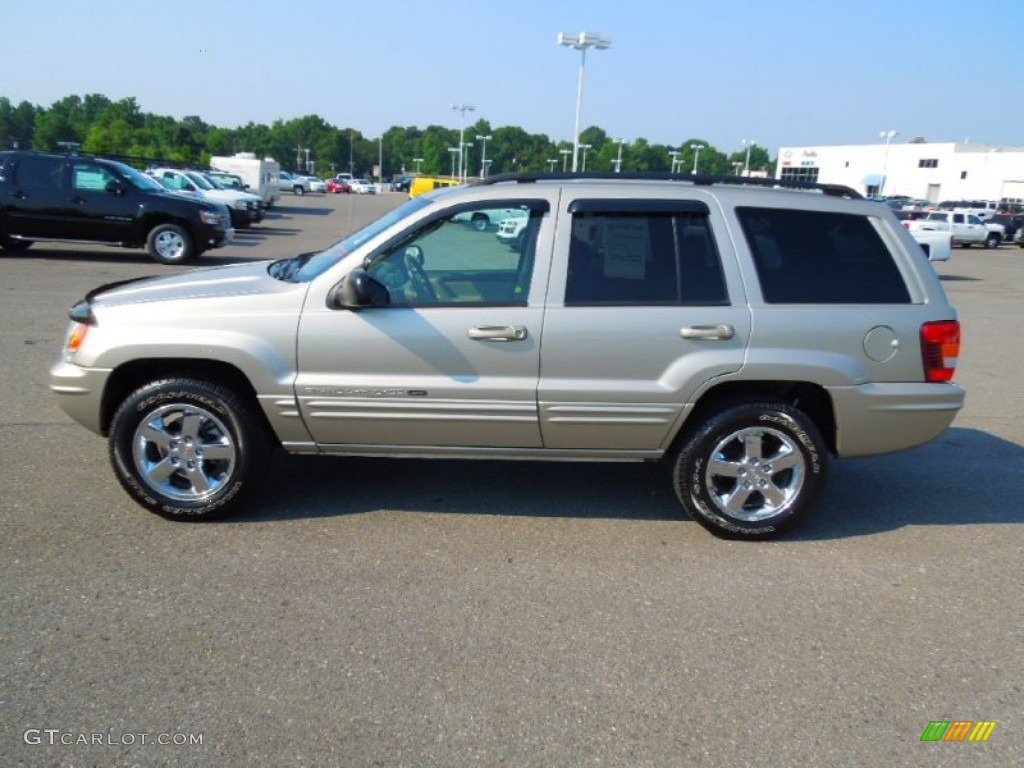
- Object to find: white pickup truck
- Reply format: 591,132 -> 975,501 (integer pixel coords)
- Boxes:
908,229 -> 952,262
905,211 -> 1003,249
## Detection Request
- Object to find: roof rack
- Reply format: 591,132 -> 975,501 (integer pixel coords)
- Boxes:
473,171 -> 862,199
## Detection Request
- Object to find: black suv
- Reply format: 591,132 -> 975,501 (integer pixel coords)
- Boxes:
0,151 -> 234,264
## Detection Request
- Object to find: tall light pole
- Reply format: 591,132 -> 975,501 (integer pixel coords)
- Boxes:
462,142 -> 472,181
614,138 -> 627,172
880,129 -> 899,196
560,148 -> 573,172
547,158 -> 558,172
413,157 -> 424,174
668,149 -> 681,174
557,31 -> 611,172
690,143 -> 706,174
448,147 -> 459,179
476,134 -> 492,178
377,136 -> 383,189
579,143 -> 593,171
452,102 -> 475,181
732,161 -> 743,176
742,139 -> 755,176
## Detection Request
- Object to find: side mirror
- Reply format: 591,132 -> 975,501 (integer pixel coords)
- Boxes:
330,268 -> 390,309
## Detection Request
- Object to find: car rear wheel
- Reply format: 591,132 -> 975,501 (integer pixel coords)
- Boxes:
985,233 -> 1001,249
294,186 -> 305,196
109,379 -> 271,521
146,223 -> 195,264
470,213 -> 489,231
672,400 -> 828,539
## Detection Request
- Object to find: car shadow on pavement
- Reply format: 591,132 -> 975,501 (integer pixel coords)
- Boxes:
227,427 -> 1022,539
230,455 -> 682,524
794,427 -> 1023,540
267,205 -> 334,216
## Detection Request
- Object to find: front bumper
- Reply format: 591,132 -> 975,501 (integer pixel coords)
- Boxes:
50,360 -> 111,435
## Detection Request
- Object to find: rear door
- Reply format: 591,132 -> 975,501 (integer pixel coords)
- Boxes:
538,195 -> 751,451
3,155 -> 66,237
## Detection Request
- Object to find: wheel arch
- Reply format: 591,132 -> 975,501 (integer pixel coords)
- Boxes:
99,358 -> 265,437
671,380 -> 837,457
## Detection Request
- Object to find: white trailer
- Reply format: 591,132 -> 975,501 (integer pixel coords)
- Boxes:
210,153 -> 281,208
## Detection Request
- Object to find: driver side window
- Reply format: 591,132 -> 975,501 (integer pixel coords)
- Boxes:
366,202 -> 545,306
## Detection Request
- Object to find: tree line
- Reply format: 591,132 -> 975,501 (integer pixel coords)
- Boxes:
0,93 -> 775,179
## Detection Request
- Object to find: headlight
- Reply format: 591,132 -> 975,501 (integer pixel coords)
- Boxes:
233,200 -> 248,210
199,209 -> 224,225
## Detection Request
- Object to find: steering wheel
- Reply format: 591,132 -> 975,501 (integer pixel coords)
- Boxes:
403,246 -> 437,302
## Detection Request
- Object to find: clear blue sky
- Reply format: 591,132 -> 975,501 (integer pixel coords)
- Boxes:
3,0 -> 1021,153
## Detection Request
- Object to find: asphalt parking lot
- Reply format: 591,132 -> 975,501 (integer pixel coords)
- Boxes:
1,192 -> 1021,767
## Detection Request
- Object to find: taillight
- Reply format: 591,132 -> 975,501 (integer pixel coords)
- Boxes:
902,221 -> 910,229
920,320 -> 960,382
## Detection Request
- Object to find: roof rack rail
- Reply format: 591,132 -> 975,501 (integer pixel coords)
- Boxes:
473,171 -> 862,199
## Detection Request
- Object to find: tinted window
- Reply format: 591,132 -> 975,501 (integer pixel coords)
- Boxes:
565,211 -> 728,305
366,203 -> 546,305
15,156 -> 63,188
737,207 -> 910,304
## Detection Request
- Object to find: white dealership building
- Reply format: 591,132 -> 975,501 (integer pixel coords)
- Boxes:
775,141 -> 1024,203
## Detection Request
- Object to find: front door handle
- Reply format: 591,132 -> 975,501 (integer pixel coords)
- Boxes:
69,196 -> 88,205
680,324 -> 735,340
468,325 -> 528,342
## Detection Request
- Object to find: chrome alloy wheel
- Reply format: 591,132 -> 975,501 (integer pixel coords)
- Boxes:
704,426 -> 805,522
132,404 -> 236,502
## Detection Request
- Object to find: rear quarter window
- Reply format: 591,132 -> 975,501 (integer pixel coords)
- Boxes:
737,207 -> 911,304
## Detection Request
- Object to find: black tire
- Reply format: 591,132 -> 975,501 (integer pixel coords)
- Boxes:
109,378 -> 271,521
672,400 -> 829,540
985,232 -> 1001,249
146,223 -> 195,265
294,185 -> 305,196
470,213 -> 489,232
0,235 -> 33,252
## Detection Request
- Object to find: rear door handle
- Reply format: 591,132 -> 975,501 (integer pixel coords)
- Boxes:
70,196 -> 88,205
680,323 -> 735,340
468,325 -> 528,342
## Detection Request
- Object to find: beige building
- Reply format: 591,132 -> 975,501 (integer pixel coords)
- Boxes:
775,141 -> 1024,202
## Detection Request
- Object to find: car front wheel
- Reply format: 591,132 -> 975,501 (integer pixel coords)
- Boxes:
985,233 -> 1001,249
146,223 -> 195,264
672,400 -> 829,539
294,186 -> 305,196
109,379 -> 270,521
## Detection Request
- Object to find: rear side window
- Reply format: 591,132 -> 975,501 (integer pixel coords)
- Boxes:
15,156 -> 63,189
737,207 -> 910,304
565,210 -> 728,305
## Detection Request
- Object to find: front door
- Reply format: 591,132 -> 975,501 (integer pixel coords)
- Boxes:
295,199 -> 553,448
64,159 -> 141,241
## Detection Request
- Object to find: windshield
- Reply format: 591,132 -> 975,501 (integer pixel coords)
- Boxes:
116,162 -> 165,192
185,172 -> 216,190
285,194 -> 437,282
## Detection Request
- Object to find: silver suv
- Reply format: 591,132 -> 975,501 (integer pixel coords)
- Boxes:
50,173 -> 965,539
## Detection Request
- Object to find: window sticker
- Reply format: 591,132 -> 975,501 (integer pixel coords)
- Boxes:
603,219 -> 649,279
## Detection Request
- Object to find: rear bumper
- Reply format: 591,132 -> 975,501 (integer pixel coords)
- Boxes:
829,382 -> 965,457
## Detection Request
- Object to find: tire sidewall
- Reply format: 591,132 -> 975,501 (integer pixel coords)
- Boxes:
674,402 -> 828,539
146,223 -> 194,265
109,381 -> 262,520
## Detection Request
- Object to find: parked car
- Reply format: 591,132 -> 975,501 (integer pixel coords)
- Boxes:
0,150 -> 233,263
348,179 -> 375,194
148,168 -> 263,228
50,171 -> 964,540
277,171 -> 312,195
392,175 -> 415,193
326,178 -> 351,193
298,174 -> 327,193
